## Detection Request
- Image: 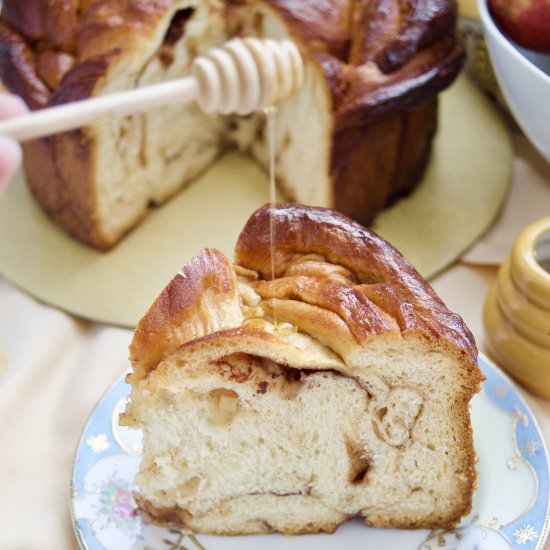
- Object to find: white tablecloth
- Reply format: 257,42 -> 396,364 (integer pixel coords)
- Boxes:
0,134 -> 549,549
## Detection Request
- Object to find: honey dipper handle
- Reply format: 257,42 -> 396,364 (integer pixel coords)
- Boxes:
0,38 -> 303,142
0,78 -> 200,142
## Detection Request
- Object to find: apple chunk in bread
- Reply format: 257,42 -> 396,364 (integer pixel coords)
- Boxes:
124,204 -> 484,535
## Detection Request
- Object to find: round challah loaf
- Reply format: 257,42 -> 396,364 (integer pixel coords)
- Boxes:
0,0 -> 463,249
126,204 -> 483,534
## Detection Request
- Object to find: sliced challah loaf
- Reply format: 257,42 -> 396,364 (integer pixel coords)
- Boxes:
125,204 -> 484,534
0,0 -> 463,249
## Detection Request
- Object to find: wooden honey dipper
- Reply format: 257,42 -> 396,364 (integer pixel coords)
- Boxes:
0,38 -> 304,142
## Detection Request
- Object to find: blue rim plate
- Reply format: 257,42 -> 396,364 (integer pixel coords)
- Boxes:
70,353 -> 550,550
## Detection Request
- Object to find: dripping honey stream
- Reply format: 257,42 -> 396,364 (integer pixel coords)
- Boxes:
264,105 -> 278,325
262,106 -> 297,338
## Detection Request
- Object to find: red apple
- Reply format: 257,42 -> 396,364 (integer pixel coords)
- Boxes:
488,0 -> 550,53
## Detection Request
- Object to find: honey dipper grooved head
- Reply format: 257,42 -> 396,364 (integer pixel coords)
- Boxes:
191,38 -> 304,115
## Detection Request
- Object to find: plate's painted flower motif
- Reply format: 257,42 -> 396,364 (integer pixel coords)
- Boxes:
97,475 -> 139,536
86,433 -> 110,454
513,524 -> 539,545
523,439 -> 541,457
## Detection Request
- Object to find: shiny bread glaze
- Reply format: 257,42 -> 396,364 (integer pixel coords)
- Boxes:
235,203 -> 478,364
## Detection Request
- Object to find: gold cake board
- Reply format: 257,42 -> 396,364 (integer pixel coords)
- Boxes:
0,75 -> 512,328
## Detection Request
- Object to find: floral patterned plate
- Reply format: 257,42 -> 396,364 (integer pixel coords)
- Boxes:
71,353 -> 550,550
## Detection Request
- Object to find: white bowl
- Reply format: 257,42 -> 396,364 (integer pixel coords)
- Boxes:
477,0 -> 550,161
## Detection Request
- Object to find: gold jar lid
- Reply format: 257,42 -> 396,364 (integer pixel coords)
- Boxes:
510,217 -> 550,310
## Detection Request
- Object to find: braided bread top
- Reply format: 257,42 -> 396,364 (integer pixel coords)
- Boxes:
0,0 -> 462,127
130,205 -> 480,390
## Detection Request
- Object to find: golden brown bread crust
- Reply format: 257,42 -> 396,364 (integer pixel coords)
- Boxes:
331,98 -> 437,224
130,248 -> 244,383
235,204 -> 478,364
0,0 -> 463,248
0,0 -> 179,60
0,23 -> 50,109
0,0 -> 79,52
130,204 -> 480,383
261,0 -> 463,127
20,53 -> 121,248
254,276 -> 398,338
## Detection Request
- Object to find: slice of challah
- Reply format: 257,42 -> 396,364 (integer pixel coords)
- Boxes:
125,204 -> 483,534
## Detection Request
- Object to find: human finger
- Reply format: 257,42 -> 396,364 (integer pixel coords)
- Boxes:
0,135 -> 22,195
0,93 -> 28,119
